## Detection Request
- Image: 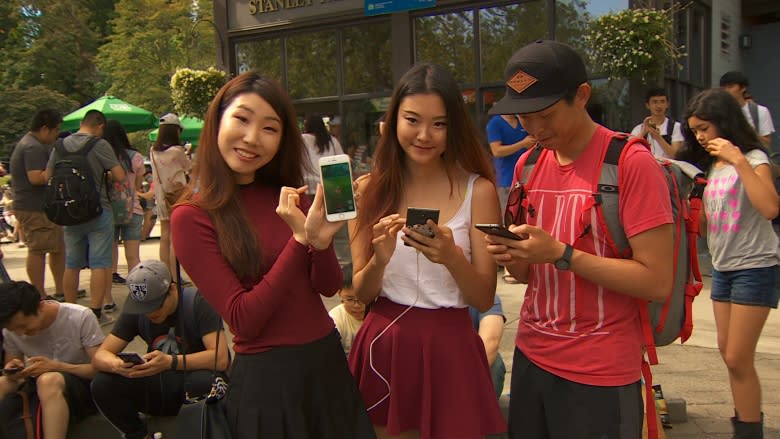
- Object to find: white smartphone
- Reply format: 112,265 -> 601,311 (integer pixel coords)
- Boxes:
319,154 -> 357,222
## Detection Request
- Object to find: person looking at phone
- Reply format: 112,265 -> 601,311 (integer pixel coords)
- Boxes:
0,280 -> 104,439
329,263 -> 366,355
630,87 -> 684,159
349,63 -> 506,438
485,40 -> 674,439
91,260 -> 229,439
170,72 -> 374,438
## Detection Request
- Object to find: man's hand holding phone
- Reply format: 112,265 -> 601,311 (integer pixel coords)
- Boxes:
127,350 -> 173,379
2,359 -> 26,382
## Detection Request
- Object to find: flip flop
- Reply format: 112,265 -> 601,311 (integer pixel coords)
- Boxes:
502,274 -> 520,284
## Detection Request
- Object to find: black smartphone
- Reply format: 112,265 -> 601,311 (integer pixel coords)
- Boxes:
117,352 -> 145,365
405,207 -> 440,245
2,367 -> 23,376
475,223 -> 526,240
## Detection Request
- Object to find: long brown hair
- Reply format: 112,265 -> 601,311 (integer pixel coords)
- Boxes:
355,63 -> 495,247
182,71 -> 306,283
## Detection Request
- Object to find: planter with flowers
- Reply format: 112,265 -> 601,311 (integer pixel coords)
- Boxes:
584,7 -> 685,84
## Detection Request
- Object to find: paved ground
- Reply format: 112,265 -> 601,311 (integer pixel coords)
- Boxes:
2,237 -> 779,438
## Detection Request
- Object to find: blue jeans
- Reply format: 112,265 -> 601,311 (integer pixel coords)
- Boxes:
64,209 -> 114,269
114,213 -> 143,242
711,265 -> 780,308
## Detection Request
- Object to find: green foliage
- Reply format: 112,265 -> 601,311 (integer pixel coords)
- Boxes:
585,7 -> 685,84
0,0 -> 114,103
96,0 -> 217,116
0,86 -> 79,156
170,67 -> 227,118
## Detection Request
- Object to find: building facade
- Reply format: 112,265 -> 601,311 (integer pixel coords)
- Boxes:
214,0 -> 776,155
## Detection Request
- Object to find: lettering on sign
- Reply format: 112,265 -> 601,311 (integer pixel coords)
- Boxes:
249,0 -> 344,15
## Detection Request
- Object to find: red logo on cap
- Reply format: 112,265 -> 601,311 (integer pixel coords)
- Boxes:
507,70 -> 538,94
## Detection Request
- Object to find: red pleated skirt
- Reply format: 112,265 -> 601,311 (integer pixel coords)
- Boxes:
348,297 -> 507,439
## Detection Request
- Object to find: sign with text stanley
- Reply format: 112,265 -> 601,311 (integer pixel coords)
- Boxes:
364,0 -> 436,16
231,0 -> 362,30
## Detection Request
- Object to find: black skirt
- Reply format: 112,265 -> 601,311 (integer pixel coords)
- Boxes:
226,330 -> 376,439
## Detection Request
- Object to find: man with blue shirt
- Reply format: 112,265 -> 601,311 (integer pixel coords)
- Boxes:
487,114 -> 536,209
487,114 -> 536,283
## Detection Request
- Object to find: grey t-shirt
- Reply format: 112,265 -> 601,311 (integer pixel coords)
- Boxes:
9,133 -> 51,211
2,302 -> 105,364
704,148 -> 780,271
46,132 -> 120,209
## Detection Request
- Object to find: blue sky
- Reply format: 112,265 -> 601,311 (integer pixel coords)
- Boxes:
585,0 -> 629,17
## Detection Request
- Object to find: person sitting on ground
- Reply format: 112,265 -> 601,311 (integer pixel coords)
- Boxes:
469,294 -> 506,398
328,263 -> 366,355
91,260 -> 229,439
0,280 -> 104,439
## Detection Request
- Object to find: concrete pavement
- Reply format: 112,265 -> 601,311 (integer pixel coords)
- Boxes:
2,238 -> 779,438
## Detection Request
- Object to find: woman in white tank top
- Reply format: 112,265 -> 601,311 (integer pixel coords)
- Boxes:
348,63 -> 506,439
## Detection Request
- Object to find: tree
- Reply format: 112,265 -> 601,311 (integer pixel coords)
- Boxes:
0,86 -> 79,157
96,0 -> 217,117
0,0 -> 112,103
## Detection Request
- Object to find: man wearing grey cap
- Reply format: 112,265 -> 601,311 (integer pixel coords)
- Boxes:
90,260 -> 229,439
484,40 -> 674,438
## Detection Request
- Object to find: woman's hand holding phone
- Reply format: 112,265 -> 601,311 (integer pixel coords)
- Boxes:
402,221 -> 460,265
304,184 -> 346,250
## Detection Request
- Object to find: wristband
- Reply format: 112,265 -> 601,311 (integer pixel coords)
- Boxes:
170,354 -> 178,371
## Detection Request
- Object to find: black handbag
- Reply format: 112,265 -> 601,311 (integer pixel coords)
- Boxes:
174,262 -> 231,439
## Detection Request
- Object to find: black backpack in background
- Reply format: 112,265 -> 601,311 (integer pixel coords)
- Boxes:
44,137 -> 103,226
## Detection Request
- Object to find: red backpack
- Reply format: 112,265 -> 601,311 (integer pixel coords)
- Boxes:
512,133 -> 708,438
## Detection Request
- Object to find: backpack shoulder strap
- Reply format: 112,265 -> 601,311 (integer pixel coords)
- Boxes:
78,137 -> 100,156
518,143 -> 544,185
595,133 -> 634,257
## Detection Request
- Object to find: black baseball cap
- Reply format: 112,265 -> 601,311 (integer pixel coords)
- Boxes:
719,71 -> 749,87
489,40 -> 588,115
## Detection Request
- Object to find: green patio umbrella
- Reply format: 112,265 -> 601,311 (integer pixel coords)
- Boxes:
148,116 -> 204,146
61,96 -> 158,133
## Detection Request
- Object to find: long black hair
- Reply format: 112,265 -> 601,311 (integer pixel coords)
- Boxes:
103,120 -> 134,170
303,114 -> 332,155
676,88 -> 765,171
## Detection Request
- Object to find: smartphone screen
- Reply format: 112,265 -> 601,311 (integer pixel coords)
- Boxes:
320,155 -> 357,221
117,352 -> 145,365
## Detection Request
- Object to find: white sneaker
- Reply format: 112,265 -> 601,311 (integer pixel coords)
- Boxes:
98,314 -> 115,327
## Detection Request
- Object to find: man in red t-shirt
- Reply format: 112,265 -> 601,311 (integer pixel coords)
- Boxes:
485,40 -> 674,438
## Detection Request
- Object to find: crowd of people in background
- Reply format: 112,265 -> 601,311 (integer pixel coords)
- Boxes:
0,37 -> 777,439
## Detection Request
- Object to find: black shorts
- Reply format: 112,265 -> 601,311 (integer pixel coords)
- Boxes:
58,372 -> 97,421
508,348 -> 642,439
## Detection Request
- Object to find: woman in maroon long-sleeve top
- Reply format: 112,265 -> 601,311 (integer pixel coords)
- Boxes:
171,72 -> 375,439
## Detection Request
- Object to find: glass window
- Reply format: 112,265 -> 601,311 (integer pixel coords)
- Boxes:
286,30 -> 338,99
414,10 -> 475,83
554,1 -> 595,68
235,39 -> 282,81
479,2 -> 547,83
342,22 -> 393,95
343,99 -> 386,177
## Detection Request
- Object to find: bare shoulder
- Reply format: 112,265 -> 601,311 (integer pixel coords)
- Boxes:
472,175 -> 498,198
